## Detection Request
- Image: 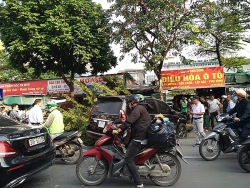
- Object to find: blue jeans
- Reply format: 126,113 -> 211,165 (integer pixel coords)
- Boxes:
226,121 -> 250,141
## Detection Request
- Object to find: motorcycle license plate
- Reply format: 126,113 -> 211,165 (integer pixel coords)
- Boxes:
98,121 -> 105,128
77,138 -> 83,144
28,136 -> 45,147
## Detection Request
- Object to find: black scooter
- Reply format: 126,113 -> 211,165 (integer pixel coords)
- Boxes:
199,113 -> 242,161
53,131 -> 83,164
237,136 -> 250,172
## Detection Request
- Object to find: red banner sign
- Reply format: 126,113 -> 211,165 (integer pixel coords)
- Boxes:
0,80 -> 47,96
161,66 -> 225,89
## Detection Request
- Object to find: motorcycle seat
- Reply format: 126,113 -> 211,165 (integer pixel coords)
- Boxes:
53,131 -> 78,141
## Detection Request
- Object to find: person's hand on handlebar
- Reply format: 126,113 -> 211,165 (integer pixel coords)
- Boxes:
234,117 -> 240,122
112,128 -> 122,135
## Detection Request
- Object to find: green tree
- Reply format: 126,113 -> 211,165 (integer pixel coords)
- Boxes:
61,76 -> 130,145
0,49 -> 58,81
194,1 -> 245,66
107,0 -> 206,99
0,0 -> 117,97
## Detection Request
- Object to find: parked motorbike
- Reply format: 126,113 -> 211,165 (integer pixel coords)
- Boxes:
76,125 -> 188,186
237,136 -> 250,172
199,113 -> 242,161
53,131 -> 83,164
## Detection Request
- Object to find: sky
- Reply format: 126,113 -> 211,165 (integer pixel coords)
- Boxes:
1,0 -> 249,74
93,0 -> 250,74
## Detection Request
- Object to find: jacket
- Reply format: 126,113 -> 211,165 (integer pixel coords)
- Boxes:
44,107 -> 64,134
121,104 -> 151,140
228,98 -> 250,122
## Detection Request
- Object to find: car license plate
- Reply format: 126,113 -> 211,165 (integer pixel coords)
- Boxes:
98,121 -> 106,128
28,136 -> 45,147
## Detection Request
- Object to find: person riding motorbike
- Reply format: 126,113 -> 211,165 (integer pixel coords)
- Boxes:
226,89 -> 250,141
43,100 -> 64,140
114,94 -> 151,188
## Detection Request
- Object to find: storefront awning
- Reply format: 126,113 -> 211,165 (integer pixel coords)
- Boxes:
3,96 -> 46,108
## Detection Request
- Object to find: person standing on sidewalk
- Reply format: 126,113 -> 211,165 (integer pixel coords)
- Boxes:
190,96 -> 206,147
226,95 -> 235,112
28,99 -> 44,126
200,96 -> 210,132
221,95 -> 228,113
207,94 -> 221,129
180,96 -> 188,117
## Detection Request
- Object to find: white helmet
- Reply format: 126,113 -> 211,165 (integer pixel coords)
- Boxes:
236,89 -> 246,98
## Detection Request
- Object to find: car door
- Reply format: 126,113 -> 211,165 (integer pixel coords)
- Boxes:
144,99 -> 159,120
156,100 -> 178,125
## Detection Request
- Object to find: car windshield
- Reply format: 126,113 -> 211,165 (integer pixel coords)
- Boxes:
0,115 -> 20,126
92,98 -> 123,114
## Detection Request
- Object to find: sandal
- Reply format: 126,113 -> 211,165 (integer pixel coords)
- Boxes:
135,185 -> 146,188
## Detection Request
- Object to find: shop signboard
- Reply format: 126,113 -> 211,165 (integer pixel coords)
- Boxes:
161,66 -> 225,89
0,81 -> 47,96
47,76 -> 103,94
226,85 -> 250,95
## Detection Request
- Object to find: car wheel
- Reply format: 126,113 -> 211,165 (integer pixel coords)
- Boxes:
177,123 -> 187,139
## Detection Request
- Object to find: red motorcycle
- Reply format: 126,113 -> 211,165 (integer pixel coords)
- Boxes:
76,123 -> 188,186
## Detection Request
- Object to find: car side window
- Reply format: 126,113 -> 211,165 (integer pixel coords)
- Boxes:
145,99 -> 158,114
157,100 -> 171,114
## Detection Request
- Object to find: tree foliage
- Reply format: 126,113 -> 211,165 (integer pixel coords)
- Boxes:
193,1 -> 245,65
0,49 -> 58,81
108,0 -> 202,81
107,0 -> 249,96
60,76 -> 130,145
0,0 -> 117,97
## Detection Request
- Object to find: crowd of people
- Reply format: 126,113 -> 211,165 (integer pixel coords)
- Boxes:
0,99 -> 64,140
174,89 -> 250,146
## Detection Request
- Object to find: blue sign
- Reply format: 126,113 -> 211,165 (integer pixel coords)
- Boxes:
0,89 -> 3,101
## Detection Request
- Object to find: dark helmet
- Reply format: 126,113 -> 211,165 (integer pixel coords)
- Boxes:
127,94 -> 140,104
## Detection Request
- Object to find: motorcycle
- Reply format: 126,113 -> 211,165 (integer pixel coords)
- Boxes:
76,124 -> 188,186
237,136 -> 250,172
199,113 -> 242,161
53,131 -> 83,164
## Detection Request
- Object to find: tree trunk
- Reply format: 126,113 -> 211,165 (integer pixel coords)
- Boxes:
61,72 -> 75,98
154,67 -> 163,101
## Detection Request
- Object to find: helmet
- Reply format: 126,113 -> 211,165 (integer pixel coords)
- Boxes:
236,89 -> 246,98
127,94 -> 140,104
47,100 -> 57,107
136,94 -> 144,102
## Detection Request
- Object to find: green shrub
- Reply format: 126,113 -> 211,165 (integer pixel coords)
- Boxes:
59,76 -> 130,145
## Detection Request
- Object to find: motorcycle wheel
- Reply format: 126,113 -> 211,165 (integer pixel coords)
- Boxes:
177,123 -> 187,139
76,156 -> 108,186
61,141 -> 82,165
237,145 -> 250,172
199,138 -> 221,161
150,153 -> 181,186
